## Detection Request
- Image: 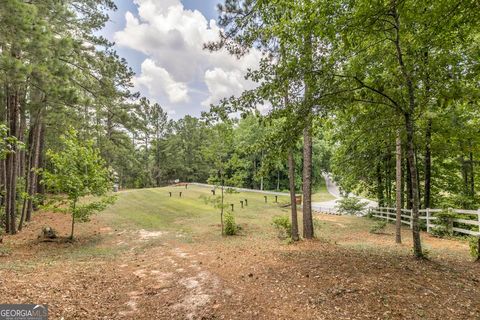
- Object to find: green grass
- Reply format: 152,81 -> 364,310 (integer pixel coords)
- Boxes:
100,185 -> 300,241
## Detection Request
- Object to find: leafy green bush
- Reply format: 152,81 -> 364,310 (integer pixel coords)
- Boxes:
431,210 -> 456,238
224,211 -> 237,236
369,220 -> 387,234
335,197 -> 368,215
225,187 -> 239,194
272,215 -> 291,239
468,236 -> 480,261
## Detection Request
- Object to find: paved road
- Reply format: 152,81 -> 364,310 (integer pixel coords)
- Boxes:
312,173 -> 377,214
191,178 -> 377,215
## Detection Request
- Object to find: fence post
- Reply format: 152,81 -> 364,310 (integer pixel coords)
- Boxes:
426,208 -> 430,233
409,208 -> 413,229
264,196 -> 267,203
477,208 -> 480,234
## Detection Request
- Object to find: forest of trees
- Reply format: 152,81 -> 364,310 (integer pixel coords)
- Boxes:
1,1 -> 480,258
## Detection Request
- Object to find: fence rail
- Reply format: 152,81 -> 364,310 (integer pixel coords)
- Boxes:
369,207 -> 480,237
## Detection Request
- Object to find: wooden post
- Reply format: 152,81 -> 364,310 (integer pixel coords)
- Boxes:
448,207 -> 453,235
426,208 -> 431,233
264,196 -> 267,203
211,189 -> 215,195
245,199 -> 248,206
185,184 -> 188,189
230,204 -> 234,211
240,201 -> 244,208
410,208 -> 413,229
477,209 -> 480,234
169,192 -> 172,197
275,195 -> 278,203
179,192 -> 182,198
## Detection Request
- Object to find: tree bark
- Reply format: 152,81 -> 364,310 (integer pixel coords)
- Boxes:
70,200 -> 76,240
35,122 -> 46,206
26,112 -> 43,222
395,130 -> 402,244
6,85 -> 19,235
406,157 -> 412,209
424,118 -> 432,209
392,1 -> 423,257
302,125 -> 314,239
405,113 -> 423,257
288,150 -> 299,241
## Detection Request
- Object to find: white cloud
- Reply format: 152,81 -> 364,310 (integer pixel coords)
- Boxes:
114,0 -> 261,115
134,59 -> 189,104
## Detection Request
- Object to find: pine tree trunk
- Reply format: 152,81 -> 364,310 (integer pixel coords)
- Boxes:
424,118 -> 432,209
18,108 -> 26,179
288,151 -> 299,241
302,126 -> 314,239
395,130 -> 402,244
6,86 -> 19,234
35,122 -> 46,206
26,113 -> 43,222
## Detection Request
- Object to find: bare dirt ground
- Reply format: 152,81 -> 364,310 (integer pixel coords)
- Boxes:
0,211 -> 479,319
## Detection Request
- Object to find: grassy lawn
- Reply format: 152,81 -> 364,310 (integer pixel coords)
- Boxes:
100,185 -> 293,241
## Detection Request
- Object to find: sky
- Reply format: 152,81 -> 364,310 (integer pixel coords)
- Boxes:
100,0 -> 261,119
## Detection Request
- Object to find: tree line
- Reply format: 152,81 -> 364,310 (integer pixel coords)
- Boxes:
0,1 -> 331,237
206,0 -> 480,257
1,0 -> 480,259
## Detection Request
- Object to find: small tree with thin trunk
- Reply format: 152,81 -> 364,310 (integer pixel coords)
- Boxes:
43,129 -> 115,240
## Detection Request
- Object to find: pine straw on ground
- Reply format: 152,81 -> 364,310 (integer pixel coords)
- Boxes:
0,211 -> 479,320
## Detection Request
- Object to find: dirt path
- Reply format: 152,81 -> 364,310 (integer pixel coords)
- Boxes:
0,211 -> 479,319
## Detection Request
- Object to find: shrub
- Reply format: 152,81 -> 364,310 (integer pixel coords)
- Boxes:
224,211 -> 237,236
431,210 -> 456,238
272,215 -> 291,239
468,236 -> 480,261
370,220 -> 387,234
225,188 -> 239,194
335,197 -> 368,215
313,218 -> 322,233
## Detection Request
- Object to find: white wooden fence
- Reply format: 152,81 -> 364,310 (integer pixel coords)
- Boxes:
369,207 -> 480,237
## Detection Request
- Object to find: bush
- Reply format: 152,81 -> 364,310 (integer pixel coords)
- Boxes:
335,197 -> 368,215
370,220 -> 387,234
225,188 -> 239,194
224,211 -> 237,236
272,215 -> 291,239
468,236 -> 480,261
431,210 -> 456,238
